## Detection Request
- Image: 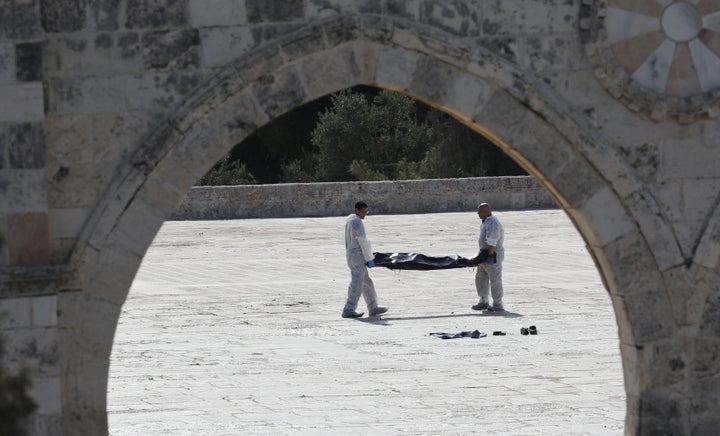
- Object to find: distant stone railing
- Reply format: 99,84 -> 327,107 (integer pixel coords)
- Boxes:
170,176 -> 557,220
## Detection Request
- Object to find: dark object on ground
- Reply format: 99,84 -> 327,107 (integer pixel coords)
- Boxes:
429,330 -> 486,339
492,331 -> 506,336
521,326 -> 538,335
373,251 -> 492,270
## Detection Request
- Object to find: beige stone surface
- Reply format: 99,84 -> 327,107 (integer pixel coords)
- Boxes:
108,210 -> 625,435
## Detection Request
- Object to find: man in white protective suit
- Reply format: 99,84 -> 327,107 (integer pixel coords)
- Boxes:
471,202 -> 506,312
341,201 -> 388,319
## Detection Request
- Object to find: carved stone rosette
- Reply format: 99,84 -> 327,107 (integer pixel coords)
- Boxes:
580,0 -> 720,122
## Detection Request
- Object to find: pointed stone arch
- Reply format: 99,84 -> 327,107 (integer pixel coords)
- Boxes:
59,15 -> 680,434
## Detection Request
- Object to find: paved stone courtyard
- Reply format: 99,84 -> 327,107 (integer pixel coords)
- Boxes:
107,210 -> 625,435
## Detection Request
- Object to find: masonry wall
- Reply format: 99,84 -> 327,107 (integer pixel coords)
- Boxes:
171,176 -> 556,220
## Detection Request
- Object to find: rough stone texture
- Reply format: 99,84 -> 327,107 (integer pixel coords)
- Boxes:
171,176 -> 556,220
3,122 -> 44,169
90,0 -> 121,31
189,0 -> 246,27
125,0 -> 188,29
142,28 -> 200,70
246,0 -> 304,23
0,1 -> 719,434
0,83 -> 44,121
8,212 -> 50,265
0,0 -> 42,40
15,41 -> 41,81
40,0 -> 86,33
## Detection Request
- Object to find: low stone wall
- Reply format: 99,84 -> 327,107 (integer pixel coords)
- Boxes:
170,176 -> 557,220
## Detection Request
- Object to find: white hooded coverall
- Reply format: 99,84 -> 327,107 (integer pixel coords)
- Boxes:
476,214 -> 505,307
344,213 -> 378,313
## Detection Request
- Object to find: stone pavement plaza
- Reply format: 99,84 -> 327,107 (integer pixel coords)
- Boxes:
107,210 -> 625,435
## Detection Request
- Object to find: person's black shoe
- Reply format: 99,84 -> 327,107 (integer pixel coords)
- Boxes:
529,325 -> 538,335
521,327 -> 529,335
471,302 -> 489,311
342,311 -> 364,318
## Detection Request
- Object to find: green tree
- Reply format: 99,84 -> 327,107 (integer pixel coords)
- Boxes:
198,86 -> 525,185
197,156 -> 257,186
311,90 -> 434,181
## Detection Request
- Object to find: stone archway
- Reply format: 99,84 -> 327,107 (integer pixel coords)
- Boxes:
60,15 -> 678,435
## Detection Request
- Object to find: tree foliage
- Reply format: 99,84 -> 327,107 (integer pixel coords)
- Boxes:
198,86 -> 525,185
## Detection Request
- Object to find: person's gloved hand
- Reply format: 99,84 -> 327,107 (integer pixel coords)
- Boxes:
366,260 -> 375,268
487,254 -> 496,265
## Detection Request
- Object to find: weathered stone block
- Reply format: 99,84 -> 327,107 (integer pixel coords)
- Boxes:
573,187 -> 636,248
248,24 -> 305,53
478,36 -> 519,63
9,212 -> 49,266
28,286 -> 57,330
323,15 -> 363,47
246,0 -> 304,23
636,337 -> 687,391
90,0 -> 121,31
199,25 -> 255,68
279,24 -> 326,61
409,56 -> 459,107
660,135 -> 720,179
47,163 -> 108,209
376,46 -> 419,91
1,326 -> 58,374
0,297 -> 32,328
0,0 -> 42,40
0,83 -> 44,122
45,113 -> 149,165
350,41 -> 379,86
88,241 -> 144,306
521,35 -> 588,74
482,0 -> 577,35
125,71 -> 204,115
251,66 -> 307,119
625,189 -> 684,271
48,208 -> 89,240
663,265 -> 713,327
40,0 -> 86,33
3,122 -> 45,169
125,0 -> 188,29
386,0 -> 420,18
142,28 -> 200,70
235,43 -> 284,83
1,168 -> 46,213
15,41 -> 41,82
307,0 -> 381,18
189,0 -> 246,27
636,391 -> 686,435
28,376 -> 61,414
45,76 -> 128,115
0,43 -> 15,84
297,45 -> 358,101
49,237 -> 75,265
418,0 -> 481,37
691,337 -> 720,379
700,286 -> 720,336
654,178 -> 720,262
